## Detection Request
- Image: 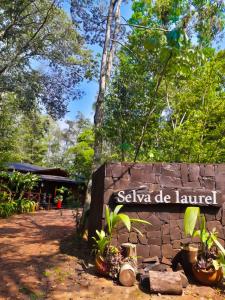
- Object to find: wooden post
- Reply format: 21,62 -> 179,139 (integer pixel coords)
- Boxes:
121,243 -> 137,263
119,243 -> 137,287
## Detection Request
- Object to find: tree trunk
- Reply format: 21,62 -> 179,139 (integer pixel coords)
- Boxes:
119,262 -> 136,287
93,0 -> 122,169
149,271 -> 182,295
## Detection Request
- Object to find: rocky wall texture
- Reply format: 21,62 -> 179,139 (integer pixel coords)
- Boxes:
89,163 -> 225,260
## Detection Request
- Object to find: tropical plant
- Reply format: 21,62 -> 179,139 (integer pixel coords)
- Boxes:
183,206 -> 225,277
92,204 -> 150,279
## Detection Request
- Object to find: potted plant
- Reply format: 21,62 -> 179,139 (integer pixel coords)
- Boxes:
92,204 -> 150,279
183,206 -> 224,285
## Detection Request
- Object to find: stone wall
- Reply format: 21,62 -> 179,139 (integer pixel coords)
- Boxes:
89,163 -> 225,260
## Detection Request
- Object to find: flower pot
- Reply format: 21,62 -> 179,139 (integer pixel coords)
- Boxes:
95,255 -> 108,276
56,200 -> 62,209
192,265 -> 223,286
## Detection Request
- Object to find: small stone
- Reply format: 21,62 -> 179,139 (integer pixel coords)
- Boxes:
161,256 -> 172,266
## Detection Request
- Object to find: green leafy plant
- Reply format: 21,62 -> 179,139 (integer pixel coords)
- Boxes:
183,206 -> 225,275
92,204 -> 151,279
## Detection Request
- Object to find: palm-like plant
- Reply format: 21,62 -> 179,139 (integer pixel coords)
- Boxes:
93,204 -> 150,256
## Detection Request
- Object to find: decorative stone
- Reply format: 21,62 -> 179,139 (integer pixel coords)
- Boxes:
148,237 -> 161,246
170,227 -> 181,240
162,236 -> 170,244
147,231 -> 161,239
189,164 -> 200,181
162,224 -> 170,235
138,234 -> 148,245
160,175 -> 182,188
137,244 -> 150,258
149,245 -> 161,258
162,244 -> 174,258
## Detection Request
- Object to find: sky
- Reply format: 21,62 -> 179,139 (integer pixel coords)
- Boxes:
62,1 -> 133,122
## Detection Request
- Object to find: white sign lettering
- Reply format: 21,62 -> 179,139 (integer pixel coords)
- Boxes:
115,189 -> 219,206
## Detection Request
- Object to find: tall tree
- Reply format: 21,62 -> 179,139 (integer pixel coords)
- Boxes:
0,0 -> 94,118
71,0 -> 124,168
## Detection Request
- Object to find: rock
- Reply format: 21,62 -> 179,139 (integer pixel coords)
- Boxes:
177,271 -> 189,288
161,256 -> 172,266
143,256 -> 159,264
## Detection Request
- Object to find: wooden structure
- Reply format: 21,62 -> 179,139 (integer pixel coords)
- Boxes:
7,162 -> 86,207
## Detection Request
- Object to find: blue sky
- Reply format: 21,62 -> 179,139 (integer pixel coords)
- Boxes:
63,1 -> 133,122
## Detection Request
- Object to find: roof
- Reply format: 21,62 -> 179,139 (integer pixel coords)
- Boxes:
7,163 -> 68,177
7,162 -> 45,172
40,175 -> 78,185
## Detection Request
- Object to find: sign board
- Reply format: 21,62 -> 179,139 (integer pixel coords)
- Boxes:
114,186 -> 222,207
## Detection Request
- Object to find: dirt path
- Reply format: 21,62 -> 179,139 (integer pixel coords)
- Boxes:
0,210 -> 224,300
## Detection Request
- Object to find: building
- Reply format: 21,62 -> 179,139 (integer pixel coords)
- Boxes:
7,162 -> 85,208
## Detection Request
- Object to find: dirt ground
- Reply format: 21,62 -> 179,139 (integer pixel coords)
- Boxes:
0,209 -> 224,300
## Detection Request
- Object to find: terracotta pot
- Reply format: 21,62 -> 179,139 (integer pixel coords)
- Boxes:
95,255 -> 108,276
192,265 -> 223,286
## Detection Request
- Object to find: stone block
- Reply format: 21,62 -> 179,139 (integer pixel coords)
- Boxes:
148,237 -> 161,246
161,164 -> 181,178
189,164 -> 200,181
177,219 -> 184,230
162,244 -> 174,258
162,235 -> 170,244
170,219 -> 178,228
104,177 -> 114,190
205,165 -> 215,176
129,232 -> 138,244
147,230 -> 161,239
149,245 -> 161,258
138,234 -> 148,245
205,213 -> 215,221
183,181 -> 201,188
215,164 -> 225,174
148,215 -> 162,228
111,163 -> 122,178
162,224 -> 170,235
170,227 -> 181,240
158,212 -> 170,223
138,211 -> 150,219
114,178 -> 131,190
200,177 -> 215,190
160,175 -> 182,188
137,244 -> 150,258
153,163 -> 162,175
216,208 -> 222,221
181,164 -> 188,182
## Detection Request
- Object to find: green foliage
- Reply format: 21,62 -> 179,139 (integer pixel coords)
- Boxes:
0,171 -> 39,217
0,0 -> 94,118
92,205 -> 151,256
92,230 -> 109,256
184,206 -> 200,236
102,0 -> 225,163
